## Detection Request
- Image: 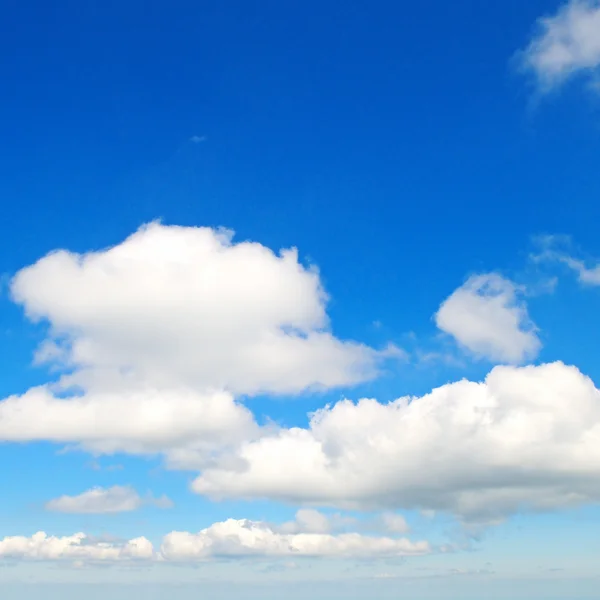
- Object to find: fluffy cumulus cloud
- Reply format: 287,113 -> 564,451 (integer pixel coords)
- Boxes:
192,362 -> 600,523
520,0 -> 600,91
11,222 -> 381,396
160,514 -> 429,560
2,223 -> 389,464
45,486 -> 172,514
5,223 -> 600,536
434,274 -> 540,364
0,385 -> 256,465
0,532 -> 153,562
0,511 -> 429,564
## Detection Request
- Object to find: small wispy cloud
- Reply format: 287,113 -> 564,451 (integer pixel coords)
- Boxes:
518,0 -> 600,92
190,135 -> 207,143
86,460 -> 124,472
532,234 -> 600,285
45,486 -> 173,514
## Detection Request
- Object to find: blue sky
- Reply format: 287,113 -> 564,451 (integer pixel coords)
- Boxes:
2,0 -> 600,598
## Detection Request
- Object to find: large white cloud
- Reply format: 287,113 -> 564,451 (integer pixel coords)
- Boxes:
11,222 -> 382,396
2,223 -> 391,463
519,0 -> 600,91
434,274 -> 540,364
0,511 -> 429,563
192,362 -> 600,522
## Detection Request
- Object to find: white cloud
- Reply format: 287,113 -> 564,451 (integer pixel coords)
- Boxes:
192,362 -> 600,523
434,274 -> 541,364
46,486 -> 142,514
279,509 -> 333,534
0,511 -> 430,564
0,532 -> 153,562
160,515 -> 429,560
531,235 -> 600,285
5,223 -> 600,532
11,222 -> 381,396
152,494 -> 175,509
45,486 -> 173,514
2,223 -> 389,464
0,385 -> 256,464
550,253 -> 600,284
566,258 -> 600,284
276,509 -> 362,535
86,461 -> 123,472
519,0 -> 600,91
380,513 -> 410,534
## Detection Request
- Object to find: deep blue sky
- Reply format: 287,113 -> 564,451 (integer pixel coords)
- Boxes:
2,0 -> 599,263
2,0 -> 600,388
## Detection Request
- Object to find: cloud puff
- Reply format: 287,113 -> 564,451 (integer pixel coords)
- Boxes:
11,222 -> 381,396
160,515 -> 429,560
565,259 -> 600,284
278,509 -> 333,534
0,532 -> 153,562
533,236 -> 600,285
380,513 -> 410,534
0,511 -> 430,564
46,486 -> 142,514
45,486 -> 173,514
0,385 -> 256,464
192,362 -> 600,523
519,0 -> 600,91
2,223 -> 391,464
5,224 -> 600,530
434,274 -> 541,364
